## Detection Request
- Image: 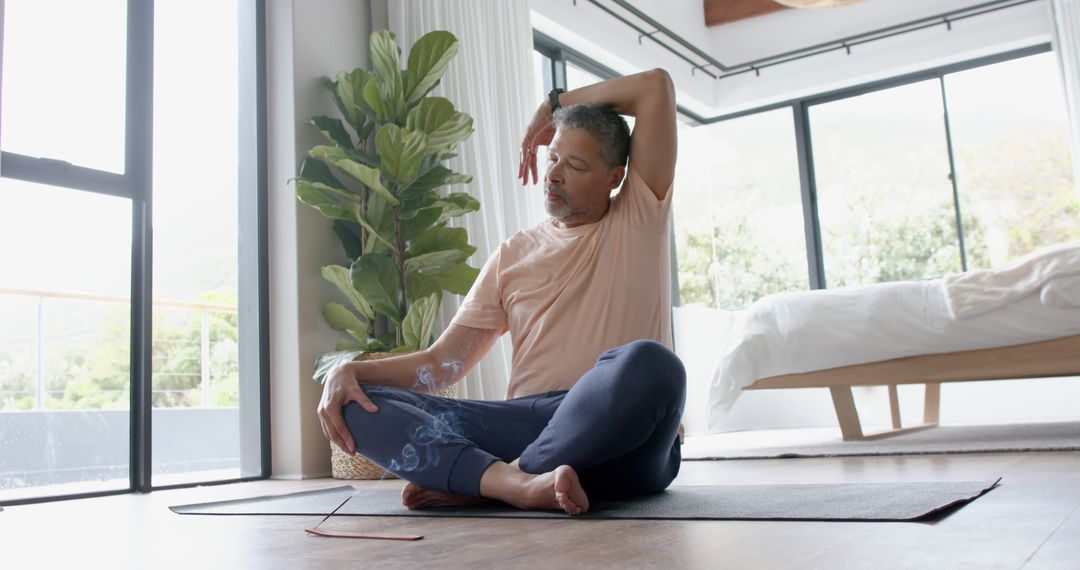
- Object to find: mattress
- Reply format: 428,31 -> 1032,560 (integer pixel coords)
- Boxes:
707,277 -> 1080,418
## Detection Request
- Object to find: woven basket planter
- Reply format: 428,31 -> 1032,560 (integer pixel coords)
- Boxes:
330,352 -> 459,480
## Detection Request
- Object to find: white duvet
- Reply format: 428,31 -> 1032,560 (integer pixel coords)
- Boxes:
707,275 -> 1080,419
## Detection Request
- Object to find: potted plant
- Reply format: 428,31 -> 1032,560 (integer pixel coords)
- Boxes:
294,29 -> 480,478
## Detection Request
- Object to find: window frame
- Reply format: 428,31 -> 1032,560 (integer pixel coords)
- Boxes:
0,0 -> 270,506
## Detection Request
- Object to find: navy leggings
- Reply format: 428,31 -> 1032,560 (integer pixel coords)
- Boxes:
342,339 -> 686,502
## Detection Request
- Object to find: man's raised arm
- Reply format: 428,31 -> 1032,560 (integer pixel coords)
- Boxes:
520,68 -> 677,199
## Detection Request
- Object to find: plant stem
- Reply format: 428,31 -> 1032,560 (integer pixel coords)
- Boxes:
358,141 -> 368,252
392,205 -> 408,347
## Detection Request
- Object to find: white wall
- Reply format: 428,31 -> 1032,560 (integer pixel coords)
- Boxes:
266,0 -> 372,479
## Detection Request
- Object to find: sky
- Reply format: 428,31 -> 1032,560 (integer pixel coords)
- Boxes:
1,0 -> 240,344
1,0 -> 239,301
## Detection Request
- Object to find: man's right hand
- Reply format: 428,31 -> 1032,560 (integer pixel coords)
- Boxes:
316,361 -> 380,455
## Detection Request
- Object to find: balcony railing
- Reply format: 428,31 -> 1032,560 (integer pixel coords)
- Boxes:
0,287 -> 238,411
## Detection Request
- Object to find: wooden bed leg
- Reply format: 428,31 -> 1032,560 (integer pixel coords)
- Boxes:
829,386 -> 864,441
888,384 -> 902,429
924,382 -> 941,425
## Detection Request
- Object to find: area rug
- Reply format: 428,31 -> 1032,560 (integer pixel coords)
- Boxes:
170,479 -> 999,522
682,421 -> 1080,460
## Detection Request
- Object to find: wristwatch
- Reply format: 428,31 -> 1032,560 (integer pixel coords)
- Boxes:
548,87 -> 565,112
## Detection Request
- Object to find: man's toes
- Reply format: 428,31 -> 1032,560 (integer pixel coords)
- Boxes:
553,465 -> 589,515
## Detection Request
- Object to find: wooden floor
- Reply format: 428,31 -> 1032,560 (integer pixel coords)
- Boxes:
2,452 -> 1078,569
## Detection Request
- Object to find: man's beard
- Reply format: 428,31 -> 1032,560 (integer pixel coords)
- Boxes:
544,183 -> 571,218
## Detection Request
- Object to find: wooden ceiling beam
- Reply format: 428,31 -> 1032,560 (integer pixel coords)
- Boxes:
704,0 -> 789,27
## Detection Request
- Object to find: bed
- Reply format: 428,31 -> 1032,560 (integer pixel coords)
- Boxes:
708,242 -> 1080,440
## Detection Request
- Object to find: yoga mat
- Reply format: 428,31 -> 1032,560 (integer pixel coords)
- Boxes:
171,478 -> 999,522
683,422 -> 1080,461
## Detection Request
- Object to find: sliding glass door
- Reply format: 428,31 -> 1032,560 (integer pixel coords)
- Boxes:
0,0 -> 267,504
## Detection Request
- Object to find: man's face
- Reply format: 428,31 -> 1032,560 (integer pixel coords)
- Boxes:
544,127 -> 625,228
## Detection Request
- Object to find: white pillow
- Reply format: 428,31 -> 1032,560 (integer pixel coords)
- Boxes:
1040,274 -> 1080,308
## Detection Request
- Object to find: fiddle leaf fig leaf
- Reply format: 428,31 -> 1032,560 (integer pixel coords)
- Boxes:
402,293 -> 440,351
331,220 -> 363,260
351,253 -> 403,324
320,265 -> 375,321
406,226 -> 471,258
362,77 -> 387,122
309,146 -> 399,206
376,124 -> 430,184
405,97 -> 474,151
295,181 -> 361,222
400,206 -> 443,241
370,30 -> 406,123
352,209 -> 397,252
322,302 -> 369,335
407,263 -> 479,299
299,156 -> 347,190
403,31 -> 459,106
326,69 -> 374,135
434,192 -> 481,223
404,249 -> 471,274
364,193 -> 391,254
400,164 -> 472,201
308,116 -> 354,149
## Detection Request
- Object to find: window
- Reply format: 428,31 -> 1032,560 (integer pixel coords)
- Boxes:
946,52 -> 1079,267
0,180 -> 133,499
807,50 -> 1076,287
0,0 -> 127,173
673,109 -> 808,308
0,0 -> 267,504
810,80 -> 962,288
566,61 -> 602,90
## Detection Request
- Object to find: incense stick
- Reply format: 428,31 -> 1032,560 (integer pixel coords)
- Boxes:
304,489 -> 424,541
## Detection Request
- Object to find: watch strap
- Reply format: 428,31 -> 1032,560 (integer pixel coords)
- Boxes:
548,88 -> 565,112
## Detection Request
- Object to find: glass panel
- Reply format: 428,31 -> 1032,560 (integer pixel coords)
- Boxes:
566,61 -> 602,90
1,0 -> 127,173
0,179 -> 132,501
533,50 -> 549,95
673,108 -> 808,308
946,52 -> 1079,268
150,0 -> 242,486
811,80 -> 962,288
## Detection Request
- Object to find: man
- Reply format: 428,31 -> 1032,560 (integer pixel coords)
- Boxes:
318,68 -> 682,515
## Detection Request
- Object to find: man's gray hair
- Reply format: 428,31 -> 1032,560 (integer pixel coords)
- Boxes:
553,103 -> 630,169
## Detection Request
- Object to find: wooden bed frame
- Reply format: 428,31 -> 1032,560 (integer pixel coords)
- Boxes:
743,334 -> 1080,441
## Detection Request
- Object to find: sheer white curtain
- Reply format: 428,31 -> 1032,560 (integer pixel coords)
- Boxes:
389,0 -> 547,399
1051,0 -> 1080,200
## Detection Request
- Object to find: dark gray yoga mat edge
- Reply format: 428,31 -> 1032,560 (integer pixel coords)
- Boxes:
171,478 -> 1000,522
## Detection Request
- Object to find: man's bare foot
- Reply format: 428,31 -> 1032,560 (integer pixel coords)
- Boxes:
400,482 -> 488,510
479,461 -> 590,515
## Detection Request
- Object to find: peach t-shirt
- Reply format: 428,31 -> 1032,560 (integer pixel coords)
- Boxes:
451,164 -> 674,399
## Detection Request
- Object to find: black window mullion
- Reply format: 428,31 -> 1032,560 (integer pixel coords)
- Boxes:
237,0 -> 271,479
939,75 -> 968,272
126,0 -> 154,493
0,153 -> 131,198
794,102 -> 826,290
